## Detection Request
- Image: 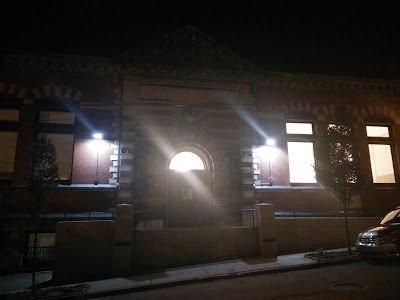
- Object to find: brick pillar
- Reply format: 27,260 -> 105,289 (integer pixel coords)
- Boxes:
256,203 -> 277,258
112,204 -> 133,275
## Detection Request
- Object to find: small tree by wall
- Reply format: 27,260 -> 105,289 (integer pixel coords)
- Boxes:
314,108 -> 364,254
27,136 -> 59,294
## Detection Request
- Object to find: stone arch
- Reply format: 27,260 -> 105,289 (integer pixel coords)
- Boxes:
0,81 -> 83,102
351,104 -> 398,123
281,101 -> 400,123
0,81 -> 28,98
32,84 -> 82,101
282,101 -> 332,121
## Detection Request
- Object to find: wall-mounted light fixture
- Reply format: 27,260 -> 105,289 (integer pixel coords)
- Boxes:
93,132 -> 103,185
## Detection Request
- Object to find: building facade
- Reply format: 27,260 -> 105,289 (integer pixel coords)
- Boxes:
1,26 -> 400,272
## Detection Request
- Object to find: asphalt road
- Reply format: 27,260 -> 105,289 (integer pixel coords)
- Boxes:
95,259 -> 400,300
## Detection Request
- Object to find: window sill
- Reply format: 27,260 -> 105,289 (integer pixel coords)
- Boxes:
254,184 -> 324,191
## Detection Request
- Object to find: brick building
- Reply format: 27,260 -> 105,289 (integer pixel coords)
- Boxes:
1,26 -> 400,272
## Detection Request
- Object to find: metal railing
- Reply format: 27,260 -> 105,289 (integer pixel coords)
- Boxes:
274,210 -> 387,218
36,208 -> 382,229
40,212 -> 115,221
133,205 -> 255,229
22,246 -> 55,267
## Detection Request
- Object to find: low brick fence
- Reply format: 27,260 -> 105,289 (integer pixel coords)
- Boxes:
132,227 -> 259,271
276,217 -> 379,254
54,204 -> 379,284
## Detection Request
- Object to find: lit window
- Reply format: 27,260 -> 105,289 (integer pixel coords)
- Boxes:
286,122 -> 316,183
366,126 -> 389,138
367,125 -> 395,183
286,122 -> 313,135
39,133 -> 74,180
169,152 -> 205,172
287,142 -> 316,183
0,131 -> 18,179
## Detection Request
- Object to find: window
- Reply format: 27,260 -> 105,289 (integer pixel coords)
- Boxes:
286,122 -> 313,135
286,122 -> 316,183
169,152 -> 205,172
367,125 -> 395,183
38,110 -> 75,181
0,109 -> 19,179
0,109 -> 19,121
0,131 -> 18,179
40,111 -> 75,124
39,133 -> 74,180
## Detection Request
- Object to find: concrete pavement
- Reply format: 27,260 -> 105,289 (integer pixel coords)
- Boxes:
0,248 -> 358,299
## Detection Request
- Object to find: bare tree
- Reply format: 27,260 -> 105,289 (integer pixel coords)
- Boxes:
27,136 -> 58,295
314,111 -> 364,255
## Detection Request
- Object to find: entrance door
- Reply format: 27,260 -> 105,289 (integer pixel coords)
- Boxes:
166,169 -> 214,227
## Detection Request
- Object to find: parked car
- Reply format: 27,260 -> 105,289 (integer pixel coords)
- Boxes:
356,206 -> 400,259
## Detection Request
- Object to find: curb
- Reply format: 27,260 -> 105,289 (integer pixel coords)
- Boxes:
84,257 -> 359,299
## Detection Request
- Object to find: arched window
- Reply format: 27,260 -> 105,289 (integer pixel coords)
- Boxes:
169,151 -> 205,172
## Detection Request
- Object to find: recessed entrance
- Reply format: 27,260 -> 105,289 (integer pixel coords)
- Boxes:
167,150 -> 214,227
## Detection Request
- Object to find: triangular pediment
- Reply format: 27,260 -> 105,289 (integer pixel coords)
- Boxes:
118,25 -> 259,73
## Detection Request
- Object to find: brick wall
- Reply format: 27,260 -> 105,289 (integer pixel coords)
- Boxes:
72,138 -> 113,184
54,215 -> 380,283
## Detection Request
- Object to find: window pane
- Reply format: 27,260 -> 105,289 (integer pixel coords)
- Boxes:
40,111 -> 75,124
0,109 -> 19,121
366,126 -> 389,137
169,152 -> 205,172
288,142 -> 316,183
0,132 -> 18,179
40,133 -> 74,180
368,144 -> 395,183
286,123 -> 313,134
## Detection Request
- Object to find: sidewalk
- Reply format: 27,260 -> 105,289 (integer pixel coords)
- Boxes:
0,248 -> 358,299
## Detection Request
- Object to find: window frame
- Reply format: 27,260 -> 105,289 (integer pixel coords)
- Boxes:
38,109 -> 76,184
366,124 -> 397,184
0,131 -> 18,180
286,121 -> 317,185
0,104 -> 21,182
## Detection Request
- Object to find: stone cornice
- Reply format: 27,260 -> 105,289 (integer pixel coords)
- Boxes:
2,49 -> 400,95
0,49 -> 115,74
257,72 -> 400,95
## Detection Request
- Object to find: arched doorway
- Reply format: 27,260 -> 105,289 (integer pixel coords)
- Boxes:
166,148 -> 214,227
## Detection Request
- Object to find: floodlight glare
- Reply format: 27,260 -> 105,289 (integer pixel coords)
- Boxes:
266,139 -> 276,146
93,133 -> 103,139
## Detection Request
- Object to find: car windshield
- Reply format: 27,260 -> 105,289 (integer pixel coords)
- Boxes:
380,208 -> 400,225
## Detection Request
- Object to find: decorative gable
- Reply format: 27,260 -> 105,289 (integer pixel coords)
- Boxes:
118,25 -> 259,73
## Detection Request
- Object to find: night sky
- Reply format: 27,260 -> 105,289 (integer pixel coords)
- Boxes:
2,1 -> 400,79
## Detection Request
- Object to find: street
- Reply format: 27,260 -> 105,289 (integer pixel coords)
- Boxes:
96,259 -> 400,299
